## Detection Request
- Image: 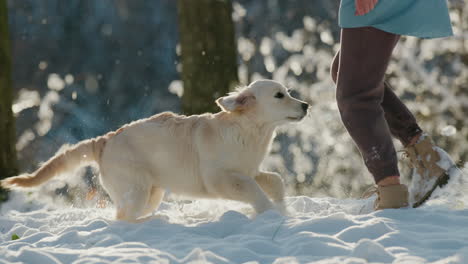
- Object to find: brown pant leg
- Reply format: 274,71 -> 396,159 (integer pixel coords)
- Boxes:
334,27 -> 401,183
331,56 -> 423,147
381,81 -> 423,146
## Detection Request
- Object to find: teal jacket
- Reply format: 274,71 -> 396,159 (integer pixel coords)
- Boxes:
339,0 -> 453,38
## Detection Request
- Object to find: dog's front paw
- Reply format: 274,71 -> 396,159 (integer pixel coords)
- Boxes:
274,201 -> 290,216
254,199 -> 276,215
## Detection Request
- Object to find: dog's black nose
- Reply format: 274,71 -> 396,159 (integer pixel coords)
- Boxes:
301,103 -> 309,112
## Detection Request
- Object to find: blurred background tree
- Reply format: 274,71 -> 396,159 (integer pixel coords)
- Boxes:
0,0 -> 18,202
177,0 -> 238,115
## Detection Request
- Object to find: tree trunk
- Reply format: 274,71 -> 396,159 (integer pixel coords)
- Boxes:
0,0 -> 18,202
177,0 -> 238,115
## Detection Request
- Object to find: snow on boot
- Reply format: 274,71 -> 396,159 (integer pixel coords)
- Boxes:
405,134 -> 455,208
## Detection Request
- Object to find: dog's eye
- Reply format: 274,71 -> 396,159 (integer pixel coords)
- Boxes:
274,92 -> 284,99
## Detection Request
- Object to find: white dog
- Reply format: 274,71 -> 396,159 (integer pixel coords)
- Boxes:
2,79 -> 309,222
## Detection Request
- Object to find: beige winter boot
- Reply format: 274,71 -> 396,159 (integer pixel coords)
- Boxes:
374,184 -> 409,210
405,134 -> 453,208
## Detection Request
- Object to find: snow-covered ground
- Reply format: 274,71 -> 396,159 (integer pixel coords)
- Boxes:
1,165 -> 467,264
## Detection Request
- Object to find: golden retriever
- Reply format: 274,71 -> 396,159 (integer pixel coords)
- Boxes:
2,79 -> 309,222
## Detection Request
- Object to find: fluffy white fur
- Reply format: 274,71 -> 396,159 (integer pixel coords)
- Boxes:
1,79 -> 309,222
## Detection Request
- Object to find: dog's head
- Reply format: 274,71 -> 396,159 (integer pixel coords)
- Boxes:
216,79 -> 309,125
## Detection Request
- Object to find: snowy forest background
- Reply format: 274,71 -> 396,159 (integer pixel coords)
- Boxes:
7,0 -> 468,203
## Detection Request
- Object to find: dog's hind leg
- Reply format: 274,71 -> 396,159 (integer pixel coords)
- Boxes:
114,185 -> 151,223
100,161 -> 155,222
141,186 -> 165,217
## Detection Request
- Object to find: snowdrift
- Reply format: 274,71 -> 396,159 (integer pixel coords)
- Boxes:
1,166 -> 467,264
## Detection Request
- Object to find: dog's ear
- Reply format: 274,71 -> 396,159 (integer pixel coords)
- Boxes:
216,92 -> 255,112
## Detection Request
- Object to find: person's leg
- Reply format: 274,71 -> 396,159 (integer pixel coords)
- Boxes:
381,81 -> 423,146
331,29 -> 451,208
331,56 -> 423,149
335,27 -> 401,185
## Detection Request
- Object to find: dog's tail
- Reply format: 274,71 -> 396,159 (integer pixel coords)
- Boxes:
1,136 -> 107,189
